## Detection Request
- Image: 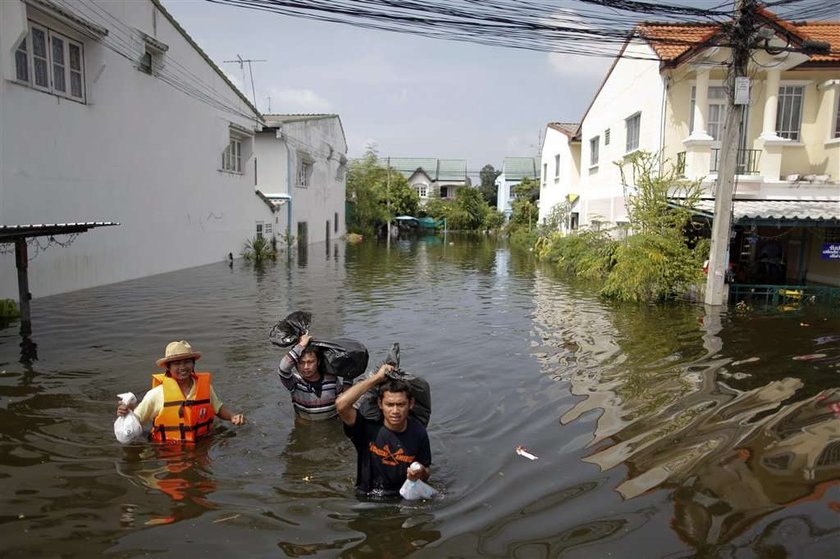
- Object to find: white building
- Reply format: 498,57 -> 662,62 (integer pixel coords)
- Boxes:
546,7 -> 840,285
255,114 -> 348,246
495,157 -> 539,218
537,122 -> 581,231
0,0 -> 277,299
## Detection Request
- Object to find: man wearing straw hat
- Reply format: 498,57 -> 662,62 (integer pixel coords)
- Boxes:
117,340 -> 245,442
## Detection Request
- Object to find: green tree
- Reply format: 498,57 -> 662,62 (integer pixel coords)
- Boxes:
423,186 -> 503,231
508,177 -> 540,233
478,164 -> 501,207
346,146 -> 419,236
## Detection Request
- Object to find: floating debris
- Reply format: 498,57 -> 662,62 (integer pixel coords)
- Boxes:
515,445 -> 538,460
213,514 -> 241,524
732,357 -> 760,366
792,354 -> 827,361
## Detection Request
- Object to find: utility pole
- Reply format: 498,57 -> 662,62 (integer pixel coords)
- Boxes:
704,0 -> 755,306
386,156 -> 392,249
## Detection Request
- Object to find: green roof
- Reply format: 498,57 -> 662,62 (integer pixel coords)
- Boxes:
383,158 -> 467,181
502,157 -> 539,180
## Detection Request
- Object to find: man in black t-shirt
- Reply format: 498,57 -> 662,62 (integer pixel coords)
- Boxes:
336,363 -> 431,497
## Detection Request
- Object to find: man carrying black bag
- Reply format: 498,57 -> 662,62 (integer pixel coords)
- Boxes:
272,311 -> 369,421
278,332 -> 351,421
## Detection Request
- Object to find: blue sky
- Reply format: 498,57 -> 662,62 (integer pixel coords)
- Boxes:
162,0 -> 614,175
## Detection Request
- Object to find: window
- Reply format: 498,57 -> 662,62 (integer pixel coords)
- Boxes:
589,136 -> 599,167
14,22 -> 85,102
440,186 -> 449,198
296,155 -> 313,187
255,222 -> 264,239
776,85 -> 804,140
222,136 -> 242,173
604,128 -> 610,145
334,212 -> 339,233
626,113 -> 641,152
834,93 -> 840,139
542,163 -> 547,186
690,86 -> 727,140
417,184 -> 428,198
554,154 -> 560,178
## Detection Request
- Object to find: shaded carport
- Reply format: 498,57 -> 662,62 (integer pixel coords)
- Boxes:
1,222 -> 119,335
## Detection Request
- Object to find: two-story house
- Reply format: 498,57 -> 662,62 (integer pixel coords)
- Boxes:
541,7 -> 839,286
384,157 -> 469,203
254,114 -> 348,246
496,157 -> 540,218
538,123 -> 581,231
0,0 -> 276,299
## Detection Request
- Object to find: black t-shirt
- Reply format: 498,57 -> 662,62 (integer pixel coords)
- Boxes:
344,415 -> 431,497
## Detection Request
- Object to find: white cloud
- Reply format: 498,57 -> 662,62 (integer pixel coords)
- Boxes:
547,52 -> 613,79
266,87 -> 333,113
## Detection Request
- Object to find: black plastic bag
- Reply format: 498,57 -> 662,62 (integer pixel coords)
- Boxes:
311,338 -> 369,380
269,311 -> 311,347
356,343 -> 432,427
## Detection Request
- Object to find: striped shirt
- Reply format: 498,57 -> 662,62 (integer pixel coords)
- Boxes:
278,343 -> 351,420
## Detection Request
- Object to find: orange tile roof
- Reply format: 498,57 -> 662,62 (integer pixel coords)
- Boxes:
635,23 -> 718,62
794,22 -> 840,62
547,122 -> 579,136
636,18 -> 840,65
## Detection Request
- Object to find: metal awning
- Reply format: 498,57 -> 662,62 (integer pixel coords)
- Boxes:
0,222 -> 118,242
2,221 -> 118,335
675,200 -> 840,226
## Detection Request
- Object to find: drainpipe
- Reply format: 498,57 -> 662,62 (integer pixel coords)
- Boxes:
277,126 -> 294,248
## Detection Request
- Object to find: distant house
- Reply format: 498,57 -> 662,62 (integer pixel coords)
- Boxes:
0,0 -> 275,299
254,114 -> 348,246
538,123 -> 581,231
384,158 -> 469,203
496,157 -> 539,218
545,7 -> 839,286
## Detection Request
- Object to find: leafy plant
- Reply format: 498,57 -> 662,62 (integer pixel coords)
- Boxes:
241,235 -> 277,264
0,298 -> 20,322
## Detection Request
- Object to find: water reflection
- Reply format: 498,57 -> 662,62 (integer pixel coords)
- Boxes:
0,236 -> 837,557
116,442 -> 218,526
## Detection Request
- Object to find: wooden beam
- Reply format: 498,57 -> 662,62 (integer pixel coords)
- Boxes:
15,238 -> 31,336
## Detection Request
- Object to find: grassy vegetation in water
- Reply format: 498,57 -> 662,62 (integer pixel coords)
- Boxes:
533,152 -> 707,302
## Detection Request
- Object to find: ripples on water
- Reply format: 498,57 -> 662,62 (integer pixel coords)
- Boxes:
0,234 -> 838,558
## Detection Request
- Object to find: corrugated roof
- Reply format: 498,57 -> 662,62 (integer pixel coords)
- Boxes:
694,200 -> 840,222
502,157 -> 539,180
0,222 -> 119,241
263,114 -> 338,125
436,159 -> 467,181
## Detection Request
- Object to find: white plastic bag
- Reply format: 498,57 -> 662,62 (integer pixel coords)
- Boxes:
114,392 -> 142,444
399,462 -> 437,500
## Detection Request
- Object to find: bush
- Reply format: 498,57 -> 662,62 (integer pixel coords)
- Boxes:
0,298 -> 20,322
242,235 -> 277,264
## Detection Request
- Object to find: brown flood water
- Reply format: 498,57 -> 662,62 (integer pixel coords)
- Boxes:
0,234 -> 838,558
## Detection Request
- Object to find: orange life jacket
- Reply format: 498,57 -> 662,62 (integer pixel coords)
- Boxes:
150,372 -> 215,443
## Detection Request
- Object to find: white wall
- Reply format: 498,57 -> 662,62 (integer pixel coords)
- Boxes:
578,40 -> 665,228
0,0 -> 274,299
538,127 -> 578,227
254,117 -> 347,246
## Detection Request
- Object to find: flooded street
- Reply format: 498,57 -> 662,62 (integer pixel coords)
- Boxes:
1,235 -> 838,558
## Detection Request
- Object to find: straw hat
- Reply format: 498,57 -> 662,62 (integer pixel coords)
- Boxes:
156,340 -> 202,368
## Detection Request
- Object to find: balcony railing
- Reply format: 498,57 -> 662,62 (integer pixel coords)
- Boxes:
711,148 -> 761,175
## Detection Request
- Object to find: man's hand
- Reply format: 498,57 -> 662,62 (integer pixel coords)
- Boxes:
407,462 -> 429,482
116,401 -> 135,417
374,362 -> 394,380
299,332 -> 312,347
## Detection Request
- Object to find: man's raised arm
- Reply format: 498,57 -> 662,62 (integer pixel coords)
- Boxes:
336,363 -> 392,426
